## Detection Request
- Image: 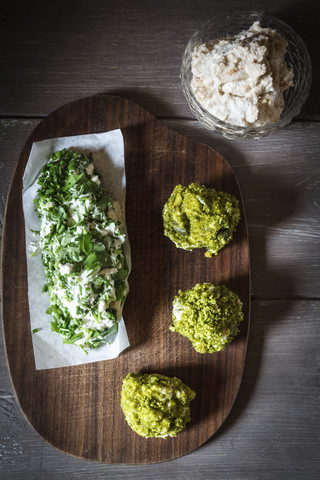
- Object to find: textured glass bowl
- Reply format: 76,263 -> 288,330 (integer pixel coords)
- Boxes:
181,11 -> 312,140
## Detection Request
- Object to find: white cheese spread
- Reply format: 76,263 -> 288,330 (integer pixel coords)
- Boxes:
34,149 -> 129,352
191,21 -> 294,127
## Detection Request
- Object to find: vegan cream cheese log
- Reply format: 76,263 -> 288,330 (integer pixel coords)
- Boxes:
33,149 -> 129,352
191,21 -> 294,127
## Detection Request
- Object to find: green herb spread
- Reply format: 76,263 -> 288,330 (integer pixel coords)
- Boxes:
162,183 -> 240,257
34,149 -> 129,352
170,283 -> 243,353
120,372 -> 196,438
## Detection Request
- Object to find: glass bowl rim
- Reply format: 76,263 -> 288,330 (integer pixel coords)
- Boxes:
180,10 -> 312,139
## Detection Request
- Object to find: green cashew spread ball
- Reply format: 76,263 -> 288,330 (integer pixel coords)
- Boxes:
170,283 -> 244,353
162,183 -> 240,257
120,372 -> 196,438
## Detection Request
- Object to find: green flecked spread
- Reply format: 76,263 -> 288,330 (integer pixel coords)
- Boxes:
33,149 -> 129,352
120,372 -> 196,438
170,283 -> 244,353
162,183 -> 240,257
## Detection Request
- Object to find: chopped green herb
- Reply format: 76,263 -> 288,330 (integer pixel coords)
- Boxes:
33,148 -> 129,352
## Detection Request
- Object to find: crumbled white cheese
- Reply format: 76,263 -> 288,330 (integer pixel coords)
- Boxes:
97,222 -> 117,236
172,300 -> 184,323
81,312 -> 114,330
191,21 -> 294,127
98,300 -> 108,312
85,163 -> 94,175
91,175 -> 101,185
59,263 -> 73,275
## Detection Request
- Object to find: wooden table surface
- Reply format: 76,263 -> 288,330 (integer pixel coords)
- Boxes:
0,1 -> 319,479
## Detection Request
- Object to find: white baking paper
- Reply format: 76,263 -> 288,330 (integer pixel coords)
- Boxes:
22,129 -> 130,369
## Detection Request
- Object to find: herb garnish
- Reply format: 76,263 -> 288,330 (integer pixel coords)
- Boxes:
34,149 -> 129,351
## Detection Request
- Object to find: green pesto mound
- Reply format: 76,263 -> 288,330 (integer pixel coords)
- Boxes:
170,283 -> 244,353
120,372 -> 196,438
162,183 -> 240,257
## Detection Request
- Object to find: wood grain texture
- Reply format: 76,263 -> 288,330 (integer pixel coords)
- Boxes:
1,118 -> 319,298
1,95 -> 250,463
1,0 -> 319,119
0,300 -> 319,479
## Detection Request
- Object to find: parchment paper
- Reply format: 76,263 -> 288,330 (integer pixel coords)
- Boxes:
22,129 -> 130,369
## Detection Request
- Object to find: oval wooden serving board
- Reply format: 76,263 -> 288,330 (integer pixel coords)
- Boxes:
1,94 -> 250,464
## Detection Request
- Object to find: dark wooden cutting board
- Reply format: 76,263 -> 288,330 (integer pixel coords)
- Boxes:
1,94 -> 250,464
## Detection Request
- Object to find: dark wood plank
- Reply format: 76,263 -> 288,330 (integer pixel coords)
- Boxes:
1,299 -> 319,478
1,117 -> 319,298
0,120 -> 40,235
1,0 -> 318,119
1,95 -> 250,463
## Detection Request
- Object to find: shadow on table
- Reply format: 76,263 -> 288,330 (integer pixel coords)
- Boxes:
189,138 -> 299,445
104,87 -> 179,118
